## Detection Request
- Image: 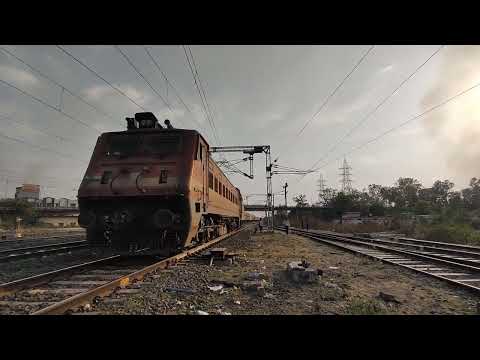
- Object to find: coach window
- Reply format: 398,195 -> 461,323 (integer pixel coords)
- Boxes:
214,178 -> 218,192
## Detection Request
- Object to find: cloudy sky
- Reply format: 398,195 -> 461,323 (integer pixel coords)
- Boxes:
1,45 -> 480,204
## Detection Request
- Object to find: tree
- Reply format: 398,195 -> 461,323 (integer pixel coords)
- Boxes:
368,184 -> 385,204
319,188 -> 337,207
293,194 -> 308,207
431,179 -> 454,208
329,192 -> 356,221
394,177 -> 422,209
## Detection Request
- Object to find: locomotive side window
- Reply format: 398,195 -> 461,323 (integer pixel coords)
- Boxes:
159,169 -> 168,184
209,172 -> 213,189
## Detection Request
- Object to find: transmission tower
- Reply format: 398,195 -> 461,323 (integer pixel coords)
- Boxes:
317,174 -> 326,205
339,158 -> 353,194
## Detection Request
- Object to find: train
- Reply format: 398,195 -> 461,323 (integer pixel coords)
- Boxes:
77,112 -> 253,255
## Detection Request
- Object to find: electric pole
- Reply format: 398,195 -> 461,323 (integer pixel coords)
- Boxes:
339,158 -> 353,194
283,182 -> 288,208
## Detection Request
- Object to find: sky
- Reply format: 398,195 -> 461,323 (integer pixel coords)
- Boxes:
1,45 -> 480,204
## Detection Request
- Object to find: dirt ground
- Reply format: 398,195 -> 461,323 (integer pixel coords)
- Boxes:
88,228 -> 480,315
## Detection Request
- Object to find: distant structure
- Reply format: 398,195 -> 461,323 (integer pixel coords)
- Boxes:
53,198 -> 77,208
41,197 -> 55,208
317,174 -> 326,205
339,158 -> 353,194
15,184 -> 40,203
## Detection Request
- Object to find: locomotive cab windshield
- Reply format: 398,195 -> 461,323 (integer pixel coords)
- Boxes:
105,133 -> 182,157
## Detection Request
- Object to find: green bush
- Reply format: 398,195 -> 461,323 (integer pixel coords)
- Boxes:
416,223 -> 480,246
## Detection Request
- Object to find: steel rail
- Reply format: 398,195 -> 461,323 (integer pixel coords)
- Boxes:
32,227 -> 244,315
0,241 -> 88,263
0,233 -> 85,244
289,227 -> 480,272
316,232 -> 480,266
277,226 -> 480,295
0,255 -> 122,297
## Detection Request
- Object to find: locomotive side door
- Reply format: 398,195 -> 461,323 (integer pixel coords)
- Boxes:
198,137 -> 208,213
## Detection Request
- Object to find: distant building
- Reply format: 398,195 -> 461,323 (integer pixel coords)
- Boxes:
15,184 -> 40,204
41,197 -> 55,208
55,198 -> 70,208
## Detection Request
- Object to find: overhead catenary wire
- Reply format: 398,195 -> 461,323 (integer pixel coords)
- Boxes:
113,45 -> 173,113
143,46 -> 193,114
187,46 -> 222,145
292,78 -> 480,191
0,46 -> 122,127
182,45 -> 221,146
0,77 -> 101,134
55,45 -> 148,113
297,45 -> 376,136
0,131 -> 88,164
0,113 -> 87,147
310,45 -> 445,170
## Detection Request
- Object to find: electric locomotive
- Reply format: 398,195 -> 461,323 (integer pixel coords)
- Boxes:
78,112 -> 242,255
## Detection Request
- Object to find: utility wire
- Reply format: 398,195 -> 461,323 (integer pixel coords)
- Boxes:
310,45 -> 445,170
56,45 -> 148,112
0,78 -> 101,134
0,131 -> 88,164
292,78 -> 480,190
0,113 -> 84,146
114,45 -> 173,112
319,79 -> 480,171
297,45 -> 375,136
0,46 -> 121,126
188,46 -> 222,144
143,46 -> 193,114
183,45 -> 221,146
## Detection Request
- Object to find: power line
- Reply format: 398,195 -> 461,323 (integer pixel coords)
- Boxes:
182,45 -> 221,146
56,45 -> 148,112
0,77 -> 101,134
0,46 -> 121,126
0,131 -> 88,164
292,75 -> 480,191
0,112 -> 71,143
313,78 -> 480,172
310,45 -> 445,169
114,45 -> 173,113
143,46 -> 193,114
188,46 -> 222,145
297,45 -> 375,136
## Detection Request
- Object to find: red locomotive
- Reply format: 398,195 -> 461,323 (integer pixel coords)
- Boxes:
78,112 -> 243,255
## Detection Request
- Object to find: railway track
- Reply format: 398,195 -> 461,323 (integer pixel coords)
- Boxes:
277,226 -> 480,295
0,227 -> 244,315
0,233 -> 86,249
0,240 -> 89,263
